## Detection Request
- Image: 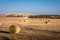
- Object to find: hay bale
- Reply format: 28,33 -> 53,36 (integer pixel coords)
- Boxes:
9,25 -> 21,34
0,23 -> 2,26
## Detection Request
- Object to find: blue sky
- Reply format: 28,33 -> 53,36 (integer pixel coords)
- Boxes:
0,0 -> 60,14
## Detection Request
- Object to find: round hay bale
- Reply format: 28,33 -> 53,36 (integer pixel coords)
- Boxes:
0,23 -> 2,26
9,25 -> 21,34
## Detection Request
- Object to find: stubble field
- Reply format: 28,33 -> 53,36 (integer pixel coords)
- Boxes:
0,17 -> 60,40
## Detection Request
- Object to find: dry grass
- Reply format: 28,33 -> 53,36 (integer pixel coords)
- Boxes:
0,17 -> 60,40
0,26 -> 60,40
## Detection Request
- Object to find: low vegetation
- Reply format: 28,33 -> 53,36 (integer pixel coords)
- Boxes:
28,15 -> 60,19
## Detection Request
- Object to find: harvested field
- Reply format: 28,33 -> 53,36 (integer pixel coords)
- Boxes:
0,25 -> 60,40
0,15 -> 60,40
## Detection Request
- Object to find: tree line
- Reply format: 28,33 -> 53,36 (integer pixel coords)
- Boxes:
28,15 -> 60,19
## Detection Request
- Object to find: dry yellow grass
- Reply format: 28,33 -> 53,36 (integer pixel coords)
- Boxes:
0,17 -> 60,31
0,15 -> 60,40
